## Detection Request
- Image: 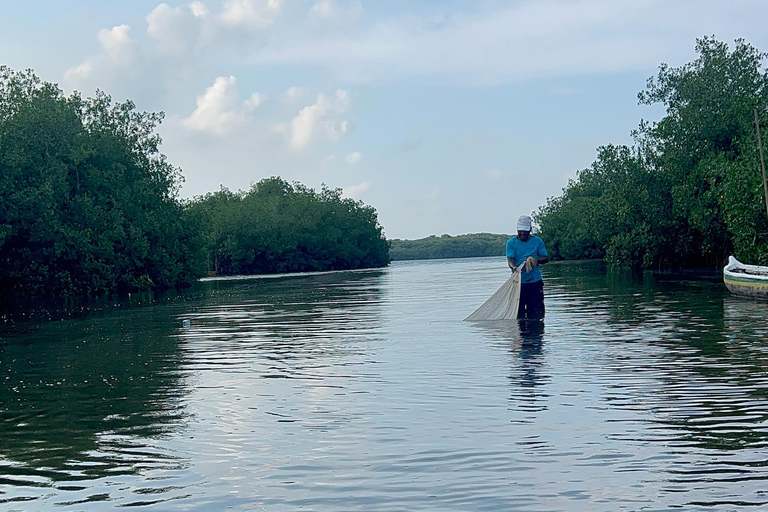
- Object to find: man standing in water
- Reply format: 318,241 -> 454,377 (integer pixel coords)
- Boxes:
507,215 -> 549,319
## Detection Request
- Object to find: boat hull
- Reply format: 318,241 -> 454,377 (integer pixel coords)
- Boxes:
723,256 -> 768,298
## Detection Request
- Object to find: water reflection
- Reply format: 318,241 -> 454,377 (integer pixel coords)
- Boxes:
180,270 -> 386,372
0,305 -> 190,505
470,319 -> 550,415
4,258 -> 768,510
545,261 -> 768,506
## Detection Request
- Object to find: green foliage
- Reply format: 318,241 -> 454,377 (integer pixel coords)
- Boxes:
537,37 -> 768,268
0,67 -> 390,303
0,67 -> 204,298
187,177 -> 390,274
389,233 -> 510,260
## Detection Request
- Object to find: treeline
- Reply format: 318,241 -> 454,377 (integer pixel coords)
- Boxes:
187,179 -> 389,275
0,67 -> 389,300
536,37 -> 768,269
389,233 -> 510,260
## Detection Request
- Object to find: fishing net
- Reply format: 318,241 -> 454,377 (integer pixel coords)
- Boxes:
464,269 -> 522,321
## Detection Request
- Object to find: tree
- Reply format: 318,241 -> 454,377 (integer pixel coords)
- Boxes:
536,37 -> 768,268
0,67 -> 203,299
187,177 -> 390,275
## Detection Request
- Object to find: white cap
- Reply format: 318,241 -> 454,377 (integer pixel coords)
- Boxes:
516,215 -> 532,231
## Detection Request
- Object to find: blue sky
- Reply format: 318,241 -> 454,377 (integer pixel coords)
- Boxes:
2,0 -> 768,239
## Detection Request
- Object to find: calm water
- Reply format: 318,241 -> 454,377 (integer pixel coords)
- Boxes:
1,258 -> 768,511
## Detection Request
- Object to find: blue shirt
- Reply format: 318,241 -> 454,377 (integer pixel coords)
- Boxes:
506,235 -> 548,284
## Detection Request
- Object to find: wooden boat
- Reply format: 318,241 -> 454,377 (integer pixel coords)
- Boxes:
723,256 -> 768,298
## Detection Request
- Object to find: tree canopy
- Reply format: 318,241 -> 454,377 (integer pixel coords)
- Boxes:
187,177 -> 390,275
536,37 -> 768,268
0,67 -> 202,298
0,68 -> 390,303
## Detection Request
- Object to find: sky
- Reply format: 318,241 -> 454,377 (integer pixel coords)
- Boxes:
2,0 -> 768,239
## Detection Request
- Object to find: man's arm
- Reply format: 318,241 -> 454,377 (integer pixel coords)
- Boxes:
537,256 -> 549,265
508,257 -> 516,270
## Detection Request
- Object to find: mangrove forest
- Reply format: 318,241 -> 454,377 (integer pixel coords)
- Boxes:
536,37 -> 768,269
0,67 -> 390,301
389,233 -> 510,260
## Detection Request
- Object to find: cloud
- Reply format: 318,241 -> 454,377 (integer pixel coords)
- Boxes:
146,3 -> 209,55
63,61 -> 92,82
345,151 -> 362,165
244,91 -> 267,110
342,181 -> 371,199
97,24 -> 136,61
64,24 -> 138,89
251,0 -> 763,84
220,0 -> 282,29
281,86 -> 303,103
290,94 -> 330,149
325,119 -> 348,142
189,1 -> 210,18
183,76 -> 265,135
321,154 -> 336,166
333,88 -> 350,113
288,89 -> 350,150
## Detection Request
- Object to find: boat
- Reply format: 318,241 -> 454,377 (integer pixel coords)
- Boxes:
722,111 -> 768,299
723,256 -> 768,298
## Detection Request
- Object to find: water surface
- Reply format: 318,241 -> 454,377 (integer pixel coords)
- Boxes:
1,258 -> 768,511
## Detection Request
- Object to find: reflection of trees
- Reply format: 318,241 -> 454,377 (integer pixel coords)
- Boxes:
545,261 -> 768,455
0,267 -> 387,504
182,270 -> 387,372
0,303 -> 189,483
470,320 -> 549,416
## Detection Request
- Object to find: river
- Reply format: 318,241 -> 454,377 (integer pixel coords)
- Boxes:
1,257 -> 767,511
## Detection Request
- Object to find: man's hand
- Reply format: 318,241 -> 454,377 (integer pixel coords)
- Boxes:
524,256 -> 538,272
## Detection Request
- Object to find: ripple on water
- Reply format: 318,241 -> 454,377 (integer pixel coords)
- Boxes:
2,259 -> 768,510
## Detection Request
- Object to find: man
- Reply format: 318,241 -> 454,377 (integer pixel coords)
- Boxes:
506,215 -> 549,319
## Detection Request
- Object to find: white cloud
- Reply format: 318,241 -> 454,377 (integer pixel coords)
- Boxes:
322,154 -> 336,166
183,76 -> 265,135
290,94 -> 330,149
288,90 -> 350,150
189,1 -> 210,18
244,92 -> 267,110
64,24 -> 137,90
146,3 -> 208,54
325,119 -> 348,142
97,25 -> 135,62
281,86 -> 303,103
342,181 -> 371,199
252,0 -> 764,84
220,0 -> 282,29
345,151 -> 362,165
333,88 -> 350,113
63,61 -> 92,82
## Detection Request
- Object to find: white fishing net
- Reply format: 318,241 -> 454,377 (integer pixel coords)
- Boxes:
464,270 -> 521,321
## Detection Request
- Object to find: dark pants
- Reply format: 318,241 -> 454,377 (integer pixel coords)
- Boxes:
518,280 -> 545,320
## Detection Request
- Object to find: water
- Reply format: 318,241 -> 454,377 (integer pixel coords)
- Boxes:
1,257 -> 768,511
